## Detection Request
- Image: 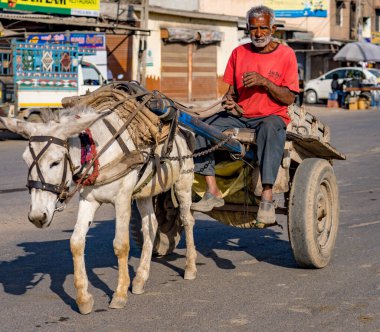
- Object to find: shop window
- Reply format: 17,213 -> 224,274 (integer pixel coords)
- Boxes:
336,1 -> 344,27
376,9 -> 380,31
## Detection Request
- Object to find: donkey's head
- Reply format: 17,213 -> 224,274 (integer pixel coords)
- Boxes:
0,111 -> 106,228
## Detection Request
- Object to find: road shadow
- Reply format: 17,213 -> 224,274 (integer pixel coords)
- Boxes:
0,219 -> 140,312
0,215 -> 296,311
155,215 -> 297,276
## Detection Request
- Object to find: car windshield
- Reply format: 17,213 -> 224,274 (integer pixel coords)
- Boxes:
369,69 -> 380,77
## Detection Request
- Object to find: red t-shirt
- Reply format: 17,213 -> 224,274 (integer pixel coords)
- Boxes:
223,43 -> 299,124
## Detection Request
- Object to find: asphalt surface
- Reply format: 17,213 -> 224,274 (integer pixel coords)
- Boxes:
0,106 -> 380,331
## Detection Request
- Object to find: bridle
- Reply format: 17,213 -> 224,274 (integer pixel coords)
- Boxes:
27,136 -> 74,209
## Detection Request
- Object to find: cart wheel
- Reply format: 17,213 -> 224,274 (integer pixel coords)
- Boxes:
288,158 -> 339,268
130,192 -> 183,256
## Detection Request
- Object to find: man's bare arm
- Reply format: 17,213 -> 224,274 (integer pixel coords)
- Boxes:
242,71 -> 296,105
222,85 -> 237,110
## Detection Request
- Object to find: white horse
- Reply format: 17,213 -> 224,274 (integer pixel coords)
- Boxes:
0,104 -> 197,314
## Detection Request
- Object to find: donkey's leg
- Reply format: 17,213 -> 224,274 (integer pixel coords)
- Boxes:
109,193 -> 132,309
175,173 -> 197,280
70,199 -> 100,315
132,197 -> 158,294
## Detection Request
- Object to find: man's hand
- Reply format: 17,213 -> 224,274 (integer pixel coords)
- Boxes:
242,71 -> 268,88
242,71 -> 296,105
222,94 -> 236,110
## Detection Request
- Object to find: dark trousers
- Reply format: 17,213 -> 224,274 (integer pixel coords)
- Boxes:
194,112 -> 286,185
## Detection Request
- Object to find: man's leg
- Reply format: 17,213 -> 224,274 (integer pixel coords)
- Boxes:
249,116 -> 286,224
192,112 -> 245,212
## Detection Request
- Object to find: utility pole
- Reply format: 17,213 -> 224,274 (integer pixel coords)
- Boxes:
138,0 -> 149,86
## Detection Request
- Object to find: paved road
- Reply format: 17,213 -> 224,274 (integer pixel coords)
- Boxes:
0,107 -> 380,331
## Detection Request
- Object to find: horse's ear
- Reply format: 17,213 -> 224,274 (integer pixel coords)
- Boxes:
0,117 -> 37,138
59,111 -> 110,138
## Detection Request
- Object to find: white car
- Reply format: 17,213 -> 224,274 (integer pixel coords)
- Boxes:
304,67 -> 377,104
368,68 -> 380,83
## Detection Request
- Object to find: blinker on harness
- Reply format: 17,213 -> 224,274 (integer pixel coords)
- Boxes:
27,136 -> 72,202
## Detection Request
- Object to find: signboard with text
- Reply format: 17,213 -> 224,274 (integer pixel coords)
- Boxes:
27,33 -> 106,50
264,0 -> 327,18
0,0 -> 100,17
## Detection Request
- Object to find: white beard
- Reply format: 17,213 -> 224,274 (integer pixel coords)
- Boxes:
251,35 -> 272,48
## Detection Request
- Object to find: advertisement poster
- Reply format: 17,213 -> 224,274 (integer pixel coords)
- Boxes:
264,0 -> 327,18
0,0 -> 100,17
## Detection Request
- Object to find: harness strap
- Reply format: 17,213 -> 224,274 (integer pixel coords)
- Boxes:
161,109 -> 179,157
102,118 -> 130,154
27,137 -> 70,198
27,180 -> 69,195
65,93 -> 153,202
28,137 -> 65,182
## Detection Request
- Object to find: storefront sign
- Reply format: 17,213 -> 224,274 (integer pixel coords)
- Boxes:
0,0 -> 100,17
264,0 -> 327,18
70,33 -> 105,49
27,33 -> 105,50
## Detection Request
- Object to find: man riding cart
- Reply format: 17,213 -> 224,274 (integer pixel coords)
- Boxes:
191,5 -> 299,227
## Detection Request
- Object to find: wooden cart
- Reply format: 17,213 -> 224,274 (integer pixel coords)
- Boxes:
131,103 -> 346,269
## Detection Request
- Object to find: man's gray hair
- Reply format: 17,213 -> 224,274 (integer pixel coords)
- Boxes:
246,5 -> 275,26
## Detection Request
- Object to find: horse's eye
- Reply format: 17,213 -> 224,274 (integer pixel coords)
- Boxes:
50,160 -> 61,168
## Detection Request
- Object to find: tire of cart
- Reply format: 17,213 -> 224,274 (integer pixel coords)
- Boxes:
288,158 -> 340,268
130,191 -> 183,256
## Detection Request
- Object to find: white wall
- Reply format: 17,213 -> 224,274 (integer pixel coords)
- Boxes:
143,13 -> 239,80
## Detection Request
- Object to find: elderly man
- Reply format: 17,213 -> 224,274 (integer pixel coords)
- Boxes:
191,5 -> 299,225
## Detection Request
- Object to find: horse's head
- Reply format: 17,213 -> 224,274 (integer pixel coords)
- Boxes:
0,112 -> 106,228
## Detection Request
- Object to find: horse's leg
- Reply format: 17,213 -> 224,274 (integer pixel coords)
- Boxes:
70,199 -> 100,315
109,193 -> 132,309
132,197 -> 158,294
175,173 -> 197,280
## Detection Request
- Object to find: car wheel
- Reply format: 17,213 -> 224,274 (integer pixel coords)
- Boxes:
305,90 -> 318,104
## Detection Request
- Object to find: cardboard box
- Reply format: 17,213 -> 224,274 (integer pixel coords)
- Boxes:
358,98 -> 369,110
349,97 -> 358,111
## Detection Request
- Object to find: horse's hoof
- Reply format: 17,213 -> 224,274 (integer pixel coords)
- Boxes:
132,282 -> 145,295
109,296 -> 127,309
184,269 -> 197,280
77,295 -> 94,315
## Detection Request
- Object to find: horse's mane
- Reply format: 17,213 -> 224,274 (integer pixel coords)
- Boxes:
59,105 -> 95,119
39,106 -> 95,123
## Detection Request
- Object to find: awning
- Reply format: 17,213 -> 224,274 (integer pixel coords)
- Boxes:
163,27 -> 223,44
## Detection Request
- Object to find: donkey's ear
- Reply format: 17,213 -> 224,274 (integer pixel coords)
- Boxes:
0,117 -> 38,139
59,111 -> 110,138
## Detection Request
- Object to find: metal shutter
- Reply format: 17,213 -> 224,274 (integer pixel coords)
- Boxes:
161,41 -> 188,100
106,34 -> 133,81
191,44 -> 217,101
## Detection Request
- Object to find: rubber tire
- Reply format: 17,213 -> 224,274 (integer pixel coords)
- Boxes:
130,192 -> 183,256
288,158 -> 339,268
305,90 -> 318,104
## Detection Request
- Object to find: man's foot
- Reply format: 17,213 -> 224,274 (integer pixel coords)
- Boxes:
256,200 -> 276,225
191,192 -> 225,212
